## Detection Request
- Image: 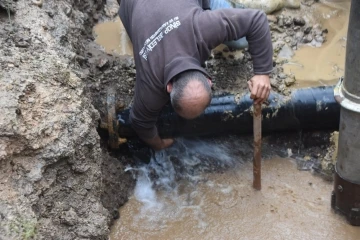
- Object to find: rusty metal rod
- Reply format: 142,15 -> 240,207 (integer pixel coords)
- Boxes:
107,87 -> 120,149
253,103 -> 262,190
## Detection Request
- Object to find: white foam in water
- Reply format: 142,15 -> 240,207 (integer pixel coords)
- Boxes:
134,167 -> 159,208
128,137 -> 244,227
220,185 -> 233,194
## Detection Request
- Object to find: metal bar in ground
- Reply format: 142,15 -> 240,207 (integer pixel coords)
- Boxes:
253,103 -> 262,190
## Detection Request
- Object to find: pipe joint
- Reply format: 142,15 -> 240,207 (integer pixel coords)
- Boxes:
334,78 -> 360,113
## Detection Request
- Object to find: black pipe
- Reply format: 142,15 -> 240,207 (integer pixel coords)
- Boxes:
118,86 -> 340,138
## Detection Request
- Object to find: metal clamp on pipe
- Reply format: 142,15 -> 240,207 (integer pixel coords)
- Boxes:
106,87 -> 127,149
334,78 -> 360,113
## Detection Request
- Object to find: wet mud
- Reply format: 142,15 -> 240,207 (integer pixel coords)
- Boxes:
93,17 -> 133,56
283,0 -> 350,87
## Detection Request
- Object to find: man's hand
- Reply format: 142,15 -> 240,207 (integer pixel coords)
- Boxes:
247,75 -> 271,104
159,138 -> 174,150
143,135 -> 174,151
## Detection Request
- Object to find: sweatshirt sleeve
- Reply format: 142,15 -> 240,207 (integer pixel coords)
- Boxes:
129,85 -> 168,140
130,109 -> 158,140
196,9 -> 273,75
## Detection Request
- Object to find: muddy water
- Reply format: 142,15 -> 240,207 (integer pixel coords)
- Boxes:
110,139 -> 360,240
93,17 -> 133,56
283,0 -> 350,87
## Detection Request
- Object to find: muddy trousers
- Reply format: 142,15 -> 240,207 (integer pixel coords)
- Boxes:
209,0 -> 249,50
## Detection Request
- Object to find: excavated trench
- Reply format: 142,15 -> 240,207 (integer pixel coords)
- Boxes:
0,0 -> 358,239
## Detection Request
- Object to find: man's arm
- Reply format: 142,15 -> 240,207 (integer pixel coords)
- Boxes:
196,8 -> 273,74
196,9 -> 273,103
143,135 -> 174,151
130,108 -> 174,150
129,87 -> 174,150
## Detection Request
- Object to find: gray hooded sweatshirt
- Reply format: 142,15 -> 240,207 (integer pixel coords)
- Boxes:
119,0 -> 273,140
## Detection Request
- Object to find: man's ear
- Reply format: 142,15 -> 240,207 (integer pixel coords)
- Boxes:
207,79 -> 213,87
167,82 -> 173,93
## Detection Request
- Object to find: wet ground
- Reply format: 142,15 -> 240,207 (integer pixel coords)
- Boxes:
90,0 -> 359,239
93,17 -> 133,56
283,0 -> 349,87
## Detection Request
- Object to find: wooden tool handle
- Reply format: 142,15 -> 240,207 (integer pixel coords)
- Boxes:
253,103 -> 262,190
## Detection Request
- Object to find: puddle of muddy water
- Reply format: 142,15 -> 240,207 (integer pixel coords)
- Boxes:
110,138 -> 360,240
283,0 -> 350,88
93,17 -> 133,56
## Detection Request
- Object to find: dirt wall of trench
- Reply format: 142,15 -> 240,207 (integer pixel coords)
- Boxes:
0,0 -> 134,239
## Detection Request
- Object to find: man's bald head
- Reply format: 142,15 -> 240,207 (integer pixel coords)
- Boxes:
167,70 -> 212,119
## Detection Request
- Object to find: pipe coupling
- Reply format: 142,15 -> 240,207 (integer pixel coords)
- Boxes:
334,78 -> 360,113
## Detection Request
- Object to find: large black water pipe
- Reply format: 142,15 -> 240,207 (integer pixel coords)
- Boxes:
331,0 -> 360,226
118,85 -> 340,139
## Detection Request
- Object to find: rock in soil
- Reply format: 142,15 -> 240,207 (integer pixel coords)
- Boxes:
293,16 -> 306,26
285,76 -> 296,86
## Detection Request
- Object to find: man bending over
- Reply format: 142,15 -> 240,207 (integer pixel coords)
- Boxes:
118,0 -> 273,150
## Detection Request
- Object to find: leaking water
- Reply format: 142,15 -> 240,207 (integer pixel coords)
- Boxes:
123,138 -> 243,215
111,138 -> 360,240
113,138 -> 246,236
